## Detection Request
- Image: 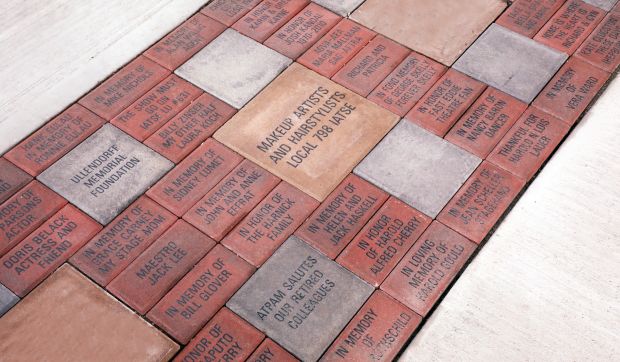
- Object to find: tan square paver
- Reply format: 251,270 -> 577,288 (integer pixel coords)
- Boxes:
351,0 -> 506,65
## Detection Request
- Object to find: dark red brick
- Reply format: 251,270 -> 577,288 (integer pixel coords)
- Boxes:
147,245 -> 255,344
534,57 -> 610,125
487,107 -> 571,180
4,105 -> 105,176
0,204 -> 101,297
381,221 -> 476,316
337,197 -> 431,287
264,2 -> 341,59
322,291 -> 422,362
145,13 -> 226,70
534,0 -> 605,55
247,338 -> 298,362
332,35 -> 410,97
147,139 -> 243,216
107,220 -> 215,314
495,0 -> 566,38
576,12 -> 620,72
79,56 -> 169,120
438,161 -> 526,243
405,69 -> 486,137
70,196 -> 176,286
222,182 -> 319,266
0,158 -> 31,204
368,52 -> 447,117
295,174 -> 388,259
233,0 -> 309,42
110,74 -> 202,141
144,93 -> 237,163
298,19 -> 376,77
183,160 -> 280,241
445,88 -> 528,158
0,181 -> 66,256
174,307 -> 264,362
201,0 -> 263,27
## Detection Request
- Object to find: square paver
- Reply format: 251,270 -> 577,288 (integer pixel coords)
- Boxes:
453,24 -> 568,103
351,0 -> 506,65
0,283 -> 18,317
227,236 -> 373,361
175,28 -> 292,108
213,63 -> 399,201
354,120 -> 481,218
312,0 -> 365,16
37,124 -> 173,224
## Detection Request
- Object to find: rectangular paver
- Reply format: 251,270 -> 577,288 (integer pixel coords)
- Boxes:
201,0 -> 263,26
37,124 -> 173,224
0,158 -> 31,204
4,104 -> 105,176
232,0 -> 309,42
576,11 -> 620,72
312,0 -> 365,16
227,236 -> 373,361
495,0 -> 567,38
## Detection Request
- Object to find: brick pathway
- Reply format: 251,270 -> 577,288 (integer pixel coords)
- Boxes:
0,0 -> 618,360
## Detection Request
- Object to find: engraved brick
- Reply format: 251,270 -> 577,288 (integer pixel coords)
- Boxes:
147,245 -> 255,344
0,204 -> 101,296
4,104 -> 105,176
183,160 -> 280,240
534,0 -> 605,55
227,236 -> 373,361
296,174 -> 389,259
222,182 -> 319,266
247,338 -> 299,362
144,93 -> 236,163
454,24 -> 567,103
445,88 -> 528,158
37,124 -> 173,225
438,162 -> 526,243
176,29 -> 292,109
147,139 -> 243,216
233,0 -> 309,42
354,121 -> 481,218
534,57 -> 611,125
337,197 -> 432,287
321,291 -> 422,362
145,13 -> 226,70
0,181 -> 66,256
381,221 -> 476,316
0,283 -> 19,317
487,107 -> 571,180
111,74 -> 202,141
332,35 -> 409,97
298,19 -> 376,77
368,52 -> 447,117
107,220 -> 215,314
174,307 -> 264,362
0,158 -> 31,204
79,56 -> 169,120
70,196 -> 176,286
496,0 -> 566,38
201,0 -> 263,27
405,69 -> 486,137
576,12 -> 620,72
264,3 -> 341,59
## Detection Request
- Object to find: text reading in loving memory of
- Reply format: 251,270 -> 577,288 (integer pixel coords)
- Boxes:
256,86 -> 357,168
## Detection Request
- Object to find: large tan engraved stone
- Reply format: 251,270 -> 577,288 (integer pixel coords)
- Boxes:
214,63 -> 399,201
351,0 -> 506,66
0,264 -> 178,362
